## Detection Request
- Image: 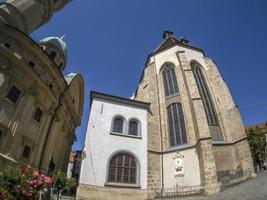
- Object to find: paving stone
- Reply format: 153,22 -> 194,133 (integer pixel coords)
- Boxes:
173,171 -> 267,200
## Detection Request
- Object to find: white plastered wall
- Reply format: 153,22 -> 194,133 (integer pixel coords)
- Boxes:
79,99 -> 148,189
150,45 -> 207,74
163,148 -> 201,188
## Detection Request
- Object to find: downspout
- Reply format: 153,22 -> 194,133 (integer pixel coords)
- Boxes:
38,87 -> 68,172
154,64 -> 164,197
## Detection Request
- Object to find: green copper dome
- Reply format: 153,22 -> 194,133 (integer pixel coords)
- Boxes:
40,36 -> 67,57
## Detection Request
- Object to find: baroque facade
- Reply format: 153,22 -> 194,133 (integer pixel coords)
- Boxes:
78,31 -> 255,199
0,0 -> 84,173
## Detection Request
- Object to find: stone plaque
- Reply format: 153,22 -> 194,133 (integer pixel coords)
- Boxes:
173,151 -> 184,176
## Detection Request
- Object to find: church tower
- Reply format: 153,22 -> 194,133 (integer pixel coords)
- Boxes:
0,0 -> 72,34
134,31 -> 255,196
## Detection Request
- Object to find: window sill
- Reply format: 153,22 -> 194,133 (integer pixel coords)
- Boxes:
110,132 -> 142,139
3,98 -> 18,106
163,144 -> 195,153
32,118 -> 41,126
105,182 -> 141,189
212,141 -> 229,144
165,93 -> 179,100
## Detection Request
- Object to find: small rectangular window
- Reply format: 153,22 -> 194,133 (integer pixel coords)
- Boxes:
29,61 -> 35,67
4,43 -> 10,48
6,86 -> 21,104
22,145 -> 31,159
49,51 -> 57,60
33,107 -> 43,123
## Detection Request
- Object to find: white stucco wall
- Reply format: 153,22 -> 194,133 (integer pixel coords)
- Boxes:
79,98 -> 148,189
67,162 -> 73,178
152,45 -> 207,74
163,147 -> 201,189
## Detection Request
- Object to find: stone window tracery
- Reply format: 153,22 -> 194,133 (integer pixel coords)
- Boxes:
162,64 -> 179,96
191,63 -> 219,126
167,103 -> 187,147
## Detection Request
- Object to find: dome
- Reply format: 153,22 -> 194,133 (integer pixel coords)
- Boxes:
40,36 -> 67,57
54,0 -> 74,11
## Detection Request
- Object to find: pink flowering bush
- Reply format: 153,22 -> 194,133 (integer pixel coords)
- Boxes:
0,165 -> 52,200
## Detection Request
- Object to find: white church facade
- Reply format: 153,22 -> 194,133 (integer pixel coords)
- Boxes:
79,91 -> 149,191
78,31 -> 255,200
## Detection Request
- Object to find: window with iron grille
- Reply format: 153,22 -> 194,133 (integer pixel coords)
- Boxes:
162,64 -> 179,96
113,117 -> 124,133
22,145 -> 31,159
129,120 -> 138,136
191,64 -> 219,126
6,86 -> 21,104
33,107 -> 43,123
108,152 -> 137,184
167,103 -> 187,147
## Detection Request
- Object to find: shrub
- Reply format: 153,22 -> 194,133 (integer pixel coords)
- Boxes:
0,165 -> 52,200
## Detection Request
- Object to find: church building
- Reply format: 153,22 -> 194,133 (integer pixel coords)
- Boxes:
78,31 -> 255,200
0,0 -> 84,174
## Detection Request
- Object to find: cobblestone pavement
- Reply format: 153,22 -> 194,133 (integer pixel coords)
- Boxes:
51,194 -> 76,200
177,171 -> 267,200
51,172 -> 267,200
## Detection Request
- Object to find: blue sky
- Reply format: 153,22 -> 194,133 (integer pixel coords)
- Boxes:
32,0 -> 267,150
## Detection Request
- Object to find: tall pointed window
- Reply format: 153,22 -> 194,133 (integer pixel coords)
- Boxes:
108,152 -> 137,184
162,64 -> 179,96
167,103 -> 187,147
191,63 -> 219,126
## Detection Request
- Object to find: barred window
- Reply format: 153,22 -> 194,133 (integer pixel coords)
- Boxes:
112,117 -> 124,133
129,120 -> 138,136
167,103 -> 187,147
162,64 -> 179,96
191,64 -> 219,126
108,152 -> 137,184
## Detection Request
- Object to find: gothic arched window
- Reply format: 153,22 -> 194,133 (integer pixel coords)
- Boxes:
112,117 -> 124,133
108,152 -> 137,184
167,103 -> 187,147
191,63 -> 219,126
128,120 -> 139,136
162,64 -> 179,96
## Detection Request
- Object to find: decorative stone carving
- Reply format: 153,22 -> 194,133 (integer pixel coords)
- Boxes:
26,83 -> 38,96
173,151 -> 184,176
